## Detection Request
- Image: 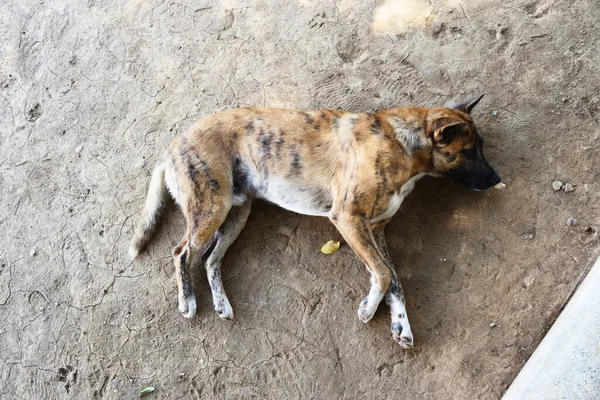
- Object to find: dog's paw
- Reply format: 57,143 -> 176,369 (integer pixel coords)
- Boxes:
357,297 -> 375,323
215,296 -> 234,320
391,321 -> 414,349
179,295 -> 197,319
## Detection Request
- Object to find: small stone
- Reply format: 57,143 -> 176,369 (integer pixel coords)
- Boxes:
561,97 -> 567,102
567,217 -> 577,226
522,232 -> 535,240
495,182 -> 506,190
491,110 -> 498,116
75,144 -> 83,153
552,180 -> 563,191
490,322 -> 496,328
563,183 -> 574,192
30,248 -> 37,257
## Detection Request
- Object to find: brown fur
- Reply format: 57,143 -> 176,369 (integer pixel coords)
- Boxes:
130,98 -> 499,348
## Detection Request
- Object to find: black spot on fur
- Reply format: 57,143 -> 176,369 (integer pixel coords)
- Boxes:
179,249 -> 193,298
370,115 -> 382,136
188,162 -> 198,181
233,158 -> 252,195
209,179 -> 220,190
300,112 -> 314,125
290,152 -> 302,174
275,137 -> 285,154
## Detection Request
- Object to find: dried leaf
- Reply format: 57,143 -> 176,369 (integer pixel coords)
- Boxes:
317,240 -> 340,254
139,386 -> 156,396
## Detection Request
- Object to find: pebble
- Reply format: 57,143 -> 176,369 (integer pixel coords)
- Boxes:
75,144 -> 83,153
30,248 -> 37,257
564,183 -> 574,192
523,232 -> 535,240
567,217 -> 577,226
495,182 -> 506,190
552,180 -> 563,191
491,110 -> 498,117
490,322 -> 497,328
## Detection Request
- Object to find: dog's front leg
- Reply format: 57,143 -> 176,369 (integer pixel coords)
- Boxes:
329,212 -> 391,323
372,222 -> 414,349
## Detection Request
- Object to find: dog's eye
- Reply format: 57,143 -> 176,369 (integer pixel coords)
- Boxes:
443,151 -> 456,162
462,148 -> 477,158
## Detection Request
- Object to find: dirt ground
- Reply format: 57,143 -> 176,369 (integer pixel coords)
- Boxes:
1,0 -> 599,398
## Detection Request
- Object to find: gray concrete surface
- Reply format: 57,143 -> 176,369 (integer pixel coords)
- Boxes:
503,256 -> 600,400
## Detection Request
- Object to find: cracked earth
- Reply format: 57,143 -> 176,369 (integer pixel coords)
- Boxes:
1,0 -> 599,398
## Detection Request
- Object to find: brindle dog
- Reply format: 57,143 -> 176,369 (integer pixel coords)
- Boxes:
129,95 -> 500,348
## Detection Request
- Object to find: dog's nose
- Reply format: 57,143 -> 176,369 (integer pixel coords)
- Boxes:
490,173 -> 501,186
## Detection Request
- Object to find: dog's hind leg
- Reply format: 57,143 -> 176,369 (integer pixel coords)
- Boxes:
372,222 -> 414,349
205,197 -> 253,320
173,198 -> 231,318
166,142 -> 234,318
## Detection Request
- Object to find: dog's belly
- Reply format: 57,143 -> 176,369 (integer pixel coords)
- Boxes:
256,179 -> 332,217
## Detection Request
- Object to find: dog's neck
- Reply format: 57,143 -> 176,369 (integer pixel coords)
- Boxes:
387,117 -> 430,155
379,107 -> 431,153
379,108 -> 435,176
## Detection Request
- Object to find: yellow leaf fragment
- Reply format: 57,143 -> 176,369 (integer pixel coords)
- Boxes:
317,240 -> 340,254
139,386 -> 156,396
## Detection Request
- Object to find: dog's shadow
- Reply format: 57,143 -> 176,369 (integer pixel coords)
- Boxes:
149,174 -> 501,350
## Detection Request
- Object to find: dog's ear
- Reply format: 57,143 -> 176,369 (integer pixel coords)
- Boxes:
433,120 -> 468,147
453,93 -> 485,114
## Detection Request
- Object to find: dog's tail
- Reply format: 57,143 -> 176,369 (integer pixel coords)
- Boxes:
129,162 -> 168,259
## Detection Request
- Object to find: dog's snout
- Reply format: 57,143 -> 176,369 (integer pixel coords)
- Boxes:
490,173 -> 501,186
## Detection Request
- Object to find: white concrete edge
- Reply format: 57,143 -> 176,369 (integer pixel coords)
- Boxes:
502,255 -> 600,400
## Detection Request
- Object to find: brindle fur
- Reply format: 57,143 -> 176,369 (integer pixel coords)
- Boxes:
129,96 -> 500,348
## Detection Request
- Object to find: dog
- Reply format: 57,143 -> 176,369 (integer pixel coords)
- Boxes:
129,95 -> 500,348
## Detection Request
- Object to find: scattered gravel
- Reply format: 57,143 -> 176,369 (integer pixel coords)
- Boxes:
552,180 -> 563,191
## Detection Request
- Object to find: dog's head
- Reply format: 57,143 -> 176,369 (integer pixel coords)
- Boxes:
428,95 -> 501,191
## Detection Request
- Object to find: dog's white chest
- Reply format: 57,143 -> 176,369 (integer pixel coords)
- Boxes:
370,173 -> 428,223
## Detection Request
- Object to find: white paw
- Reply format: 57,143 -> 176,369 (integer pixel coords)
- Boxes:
357,297 -> 376,323
391,313 -> 414,349
214,295 -> 234,320
179,295 -> 197,319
